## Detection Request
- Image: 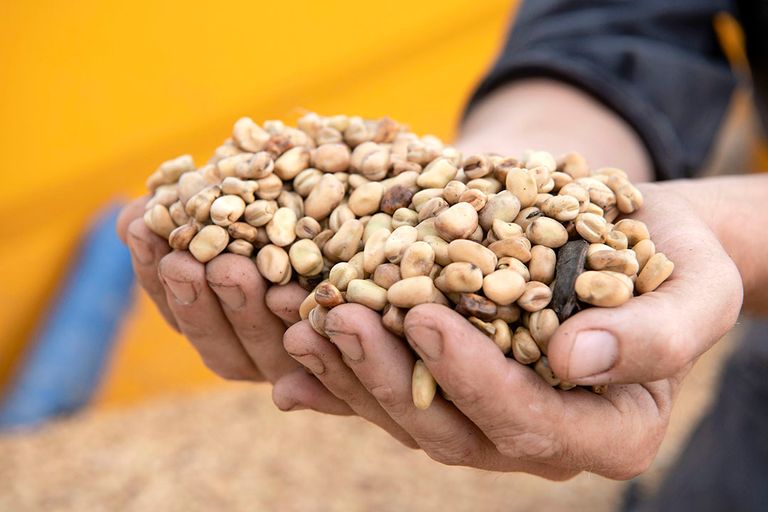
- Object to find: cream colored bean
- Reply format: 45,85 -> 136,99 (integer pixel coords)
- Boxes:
346,279 -> 388,311
482,269 -> 526,306
614,219 -> 650,246
434,202 -> 478,241
497,257 -> 530,281
304,174 -> 346,221
221,176 -> 259,203
324,219 -> 365,262
387,276 -> 445,308
412,360 -> 437,410
400,241 -> 436,278
363,228 -> 391,274
277,190 -> 304,218
534,356 -> 560,387
514,206 -> 543,231
417,197 -> 449,222
363,213 -> 393,243
273,146 -> 310,180
506,169 -> 538,207
232,117 -> 269,152
541,194 -> 580,221
244,199 -> 277,227
210,195 -> 246,227
168,223 -> 198,251
529,245 -> 556,284
575,270 -> 633,307
488,236 -> 532,262
603,229 -> 629,250
633,239 -> 656,270
528,309 -> 559,354
478,191 -> 521,231
384,225 -> 419,263
256,244 -> 292,284
491,219 -> 524,241
436,262 -> 484,293
255,174 -> 283,200
289,239 -> 324,276
416,157 -> 458,188
512,326 -> 541,364
442,180 -> 467,205
587,249 -> 640,276
295,216 -> 322,239
422,235 -> 451,266
557,152 -> 590,179
189,225 -> 229,263
227,239 -> 254,257
447,239 -> 497,275
329,262 -> 359,291
168,201 -> 190,226
293,168 -> 323,197
372,263 -> 402,289
636,252 -> 674,293
185,185 -> 221,222
575,212 -> 609,243
266,207 -> 298,247
391,207 -> 418,228
491,319 -> 512,354
299,289 -> 319,320
328,203 -> 355,232
349,181 -> 385,217
517,281 -> 552,312
526,217 -> 568,248
144,204 -> 176,239
313,142 -> 351,173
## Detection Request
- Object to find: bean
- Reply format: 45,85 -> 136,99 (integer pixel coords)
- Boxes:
636,252 -> 674,293
575,270 -> 633,307
189,225 -> 229,263
412,360 -> 437,410
482,269 -> 526,305
434,202 -> 478,241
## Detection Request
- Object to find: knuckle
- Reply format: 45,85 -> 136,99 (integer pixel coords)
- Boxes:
421,432 -> 476,466
207,361 -> 257,381
446,378 -> 483,409
493,430 -> 564,461
370,385 -> 410,418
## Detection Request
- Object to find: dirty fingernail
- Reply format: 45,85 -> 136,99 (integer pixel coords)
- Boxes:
327,330 -> 364,362
293,353 -> 326,375
129,234 -> 154,265
164,278 -> 198,305
405,325 -> 443,360
210,284 -> 245,309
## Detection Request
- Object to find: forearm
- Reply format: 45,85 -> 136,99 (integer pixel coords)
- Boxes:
667,175 -> 768,314
457,79 -> 654,183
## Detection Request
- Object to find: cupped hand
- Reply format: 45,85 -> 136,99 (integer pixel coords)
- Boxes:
116,197 -> 352,415
275,182 -> 743,479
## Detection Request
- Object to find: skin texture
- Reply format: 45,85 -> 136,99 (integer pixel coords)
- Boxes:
117,79 -> 764,479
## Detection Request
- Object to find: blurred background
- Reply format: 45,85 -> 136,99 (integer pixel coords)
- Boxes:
0,1 -> 763,510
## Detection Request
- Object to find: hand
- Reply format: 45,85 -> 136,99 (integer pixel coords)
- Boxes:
276,182 -> 743,479
116,197 -> 351,415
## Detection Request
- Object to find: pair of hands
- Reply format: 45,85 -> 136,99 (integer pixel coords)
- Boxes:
116,182 -> 743,480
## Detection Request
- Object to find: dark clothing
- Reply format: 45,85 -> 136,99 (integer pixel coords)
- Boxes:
626,320 -> 768,512
470,2 -> 768,510
470,0 -> 768,181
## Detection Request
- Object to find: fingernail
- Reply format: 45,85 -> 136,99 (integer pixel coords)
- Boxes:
327,330 -> 364,362
405,325 -> 443,360
129,234 -> 154,265
568,330 -> 619,380
210,283 -> 245,309
292,353 -> 326,375
163,278 -> 198,305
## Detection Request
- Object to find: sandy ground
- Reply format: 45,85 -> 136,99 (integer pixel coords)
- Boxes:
0,333 -> 736,512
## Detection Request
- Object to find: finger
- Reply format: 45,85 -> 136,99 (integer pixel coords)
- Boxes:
125,217 -> 179,330
266,283 -> 307,325
158,251 -> 261,380
206,254 -> 300,381
116,196 -> 149,243
323,304 -> 516,470
403,304 -> 571,466
548,195 -> 743,385
272,367 -> 354,416
282,320 -> 418,448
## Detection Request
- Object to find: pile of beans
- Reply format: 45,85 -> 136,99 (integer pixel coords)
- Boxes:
143,113 -> 674,409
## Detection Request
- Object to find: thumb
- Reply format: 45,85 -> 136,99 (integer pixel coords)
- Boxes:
548,219 -> 742,385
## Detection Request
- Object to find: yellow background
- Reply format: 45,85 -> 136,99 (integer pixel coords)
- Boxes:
0,0 -> 515,404
1,2 -> 761,407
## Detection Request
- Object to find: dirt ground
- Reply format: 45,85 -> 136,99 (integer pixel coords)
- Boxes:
0,333 -> 736,512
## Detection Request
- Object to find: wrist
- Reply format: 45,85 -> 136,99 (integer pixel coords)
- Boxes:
665,176 -> 768,313
456,78 -> 653,182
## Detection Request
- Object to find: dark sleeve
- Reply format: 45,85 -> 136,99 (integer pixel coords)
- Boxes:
468,0 -> 737,180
